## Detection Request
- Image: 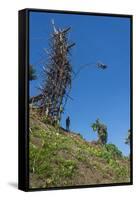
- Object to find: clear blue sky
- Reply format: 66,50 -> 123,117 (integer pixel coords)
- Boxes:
29,11 -> 130,156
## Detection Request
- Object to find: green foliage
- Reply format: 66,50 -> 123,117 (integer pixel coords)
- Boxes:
42,115 -> 52,125
59,159 -> 77,178
77,133 -> 84,139
105,143 -> 122,158
91,119 -> 108,145
29,112 -> 130,188
125,129 -> 131,145
29,123 -> 78,187
91,123 -> 97,132
29,65 -> 37,81
42,115 -> 60,128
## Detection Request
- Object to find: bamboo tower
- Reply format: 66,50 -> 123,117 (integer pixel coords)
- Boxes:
31,21 -> 75,124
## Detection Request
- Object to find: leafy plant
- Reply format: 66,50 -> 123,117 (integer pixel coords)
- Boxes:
91,119 -> 108,145
29,64 -> 37,81
29,110 -> 130,188
125,129 -> 131,145
105,143 -> 122,158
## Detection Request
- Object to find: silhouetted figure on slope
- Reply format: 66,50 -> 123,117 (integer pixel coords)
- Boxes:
66,116 -> 70,132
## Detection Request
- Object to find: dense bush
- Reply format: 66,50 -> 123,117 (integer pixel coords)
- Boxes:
125,129 -> 130,145
105,143 -> 122,158
91,119 -> 108,145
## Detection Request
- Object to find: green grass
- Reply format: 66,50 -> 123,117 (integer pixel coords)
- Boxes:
29,113 -> 130,188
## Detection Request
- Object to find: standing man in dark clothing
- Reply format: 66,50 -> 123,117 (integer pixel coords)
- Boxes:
66,116 -> 70,132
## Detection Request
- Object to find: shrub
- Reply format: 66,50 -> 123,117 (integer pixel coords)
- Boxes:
105,143 -> 122,158
42,115 -> 52,125
91,119 -> 108,145
125,129 -> 131,145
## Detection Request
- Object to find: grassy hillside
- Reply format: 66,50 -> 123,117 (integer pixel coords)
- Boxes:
29,111 -> 130,189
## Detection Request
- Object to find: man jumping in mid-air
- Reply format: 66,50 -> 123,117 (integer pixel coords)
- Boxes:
66,116 -> 70,132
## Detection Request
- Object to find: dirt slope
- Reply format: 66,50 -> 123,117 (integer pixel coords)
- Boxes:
29,112 -> 130,189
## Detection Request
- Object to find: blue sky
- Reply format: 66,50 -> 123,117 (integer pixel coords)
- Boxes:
29,11 -> 130,156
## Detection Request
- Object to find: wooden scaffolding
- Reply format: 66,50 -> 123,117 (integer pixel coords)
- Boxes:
30,22 -> 75,124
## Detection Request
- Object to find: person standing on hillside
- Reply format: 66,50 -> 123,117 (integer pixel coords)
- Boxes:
66,116 -> 70,132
